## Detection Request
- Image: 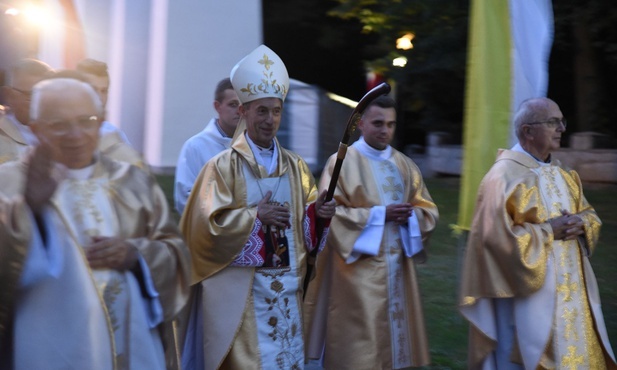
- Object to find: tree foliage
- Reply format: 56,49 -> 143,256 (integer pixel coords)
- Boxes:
264,0 -> 617,148
327,0 -> 470,146
551,0 -> 617,140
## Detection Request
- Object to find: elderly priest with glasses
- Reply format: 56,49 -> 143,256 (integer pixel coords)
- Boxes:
0,78 -> 191,370
459,97 -> 616,369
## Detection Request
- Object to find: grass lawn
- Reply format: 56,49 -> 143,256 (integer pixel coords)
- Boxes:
156,174 -> 617,369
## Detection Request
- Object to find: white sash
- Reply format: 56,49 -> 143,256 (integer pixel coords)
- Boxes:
367,157 -> 414,368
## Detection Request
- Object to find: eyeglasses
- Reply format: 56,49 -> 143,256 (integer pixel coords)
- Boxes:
10,86 -> 33,100
525,117 -> 567,129
42,115 -> 100,136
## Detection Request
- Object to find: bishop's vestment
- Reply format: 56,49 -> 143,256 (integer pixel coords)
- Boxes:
180,132 -> 326,370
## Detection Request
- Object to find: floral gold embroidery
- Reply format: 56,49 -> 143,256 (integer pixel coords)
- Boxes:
240,54 -> 288,98
258,269 -> 302,370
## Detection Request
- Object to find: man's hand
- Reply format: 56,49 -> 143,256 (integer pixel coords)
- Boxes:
257,191 -> 291,228
548,210 -> 584,241
386,203 -> 413,224
315,190 -> 336,219
85,236 -> 139,270
25,139 -> 59,214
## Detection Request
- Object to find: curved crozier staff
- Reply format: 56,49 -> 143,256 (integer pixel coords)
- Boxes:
304,82 -> 391,298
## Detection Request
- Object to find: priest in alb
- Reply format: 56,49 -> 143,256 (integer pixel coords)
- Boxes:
459,97 -> 616,369
304,95 -> 439,370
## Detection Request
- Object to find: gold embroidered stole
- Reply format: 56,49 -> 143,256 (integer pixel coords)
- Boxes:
53,177 -> 133,369
239,164 -> 306,368
369,156 -> 414,368
534,166 -> 606,369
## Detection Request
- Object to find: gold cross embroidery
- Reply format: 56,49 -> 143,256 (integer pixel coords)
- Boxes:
561,345 -> 584,370
562,307 -> 579,341
383,176 -> 403,201
559,248 -> 572,269
378,161 -> 389,174
259,54 -> 274,70
557,273 -> 578,302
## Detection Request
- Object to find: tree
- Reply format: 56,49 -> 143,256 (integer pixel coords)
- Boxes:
327,0 -> 470,147
551,0 -> 617,141
262,0 -> 378,101
264,0 -> 617,149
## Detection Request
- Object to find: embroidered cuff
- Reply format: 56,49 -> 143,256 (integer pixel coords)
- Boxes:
231,218 -> 265,266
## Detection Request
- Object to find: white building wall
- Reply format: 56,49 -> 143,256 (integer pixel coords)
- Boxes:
145,0 -> 263,171
37,0 -> 263,172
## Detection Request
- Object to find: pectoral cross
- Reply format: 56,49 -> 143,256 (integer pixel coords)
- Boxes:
557,273 -> 578,302
561,345 -> 584,370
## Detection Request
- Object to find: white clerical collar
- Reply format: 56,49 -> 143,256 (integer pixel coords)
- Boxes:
511,142 -> 551,166
214,119 -> 232,138
352,136 -> 392,161
66,163 -> 95,180
8,113 -> 38,145
245,133 -> 278,175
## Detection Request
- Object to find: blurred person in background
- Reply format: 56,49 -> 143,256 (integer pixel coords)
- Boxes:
174,77 -> 240,215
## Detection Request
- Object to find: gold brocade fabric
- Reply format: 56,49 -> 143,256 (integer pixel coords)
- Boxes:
459,149 -> 615,369
180,133 -> 319,369
0,155 -> 190,368
181,133 -> 318,284
0,163 -> 31,354
304,147 -> 438,370
0,114 -> 28,165
84,156 -> 191,323
98,131 -> 147,169
459,150 -> 601,301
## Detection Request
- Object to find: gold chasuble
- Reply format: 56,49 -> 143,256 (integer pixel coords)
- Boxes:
0,155 -> 190,370
181,133 -> 320,370
0,113 -> 29,165
459,149 -> 617,370
304,144 -> 438,370
98,131 -> 146,169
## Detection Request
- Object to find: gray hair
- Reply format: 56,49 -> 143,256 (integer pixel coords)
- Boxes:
30,78 -> 103,120
513,97 -> 556,141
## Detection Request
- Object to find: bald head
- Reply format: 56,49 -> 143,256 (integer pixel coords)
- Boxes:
514,97 -> 565,162
513,97 -> 559,141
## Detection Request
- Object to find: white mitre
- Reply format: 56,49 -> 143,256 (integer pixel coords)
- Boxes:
230,44 -> 289,104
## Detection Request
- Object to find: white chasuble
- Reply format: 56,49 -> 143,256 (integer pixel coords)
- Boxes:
528,166 -> 606,369
243,164 -> 305,369
14,210 -> 115,370
52,174 -> 166,370
368,157 -> 414,369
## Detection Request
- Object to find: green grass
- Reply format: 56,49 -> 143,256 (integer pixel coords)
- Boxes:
156,174 -> 617,368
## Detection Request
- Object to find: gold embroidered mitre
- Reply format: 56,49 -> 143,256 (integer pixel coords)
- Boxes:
230,44 -> 289,104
